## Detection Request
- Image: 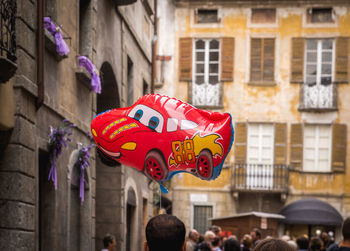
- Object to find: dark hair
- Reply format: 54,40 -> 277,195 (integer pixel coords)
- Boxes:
252,228 -> 262,239
223,238 -> 240,251
103,234 -> 115,248
309,237 -> 322,251
253,238 -> 295,251
198,241 -> 211,251
296,236 -> 309,249
145,214 -> 186,251
212,237 -> 220,247
343,217 -> 350,240
210,225 -> 220,235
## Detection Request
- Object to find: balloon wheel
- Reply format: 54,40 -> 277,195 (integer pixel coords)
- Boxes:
145,156 -> 164,181
196,150 -> 213,179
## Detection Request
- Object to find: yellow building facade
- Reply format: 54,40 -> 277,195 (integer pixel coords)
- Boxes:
156,0 -> 350,239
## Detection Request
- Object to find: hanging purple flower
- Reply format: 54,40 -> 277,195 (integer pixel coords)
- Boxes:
48,119 -> 75,189
44,17 -> 70,56
78,56 -> 102,94
75,142 -> 95,203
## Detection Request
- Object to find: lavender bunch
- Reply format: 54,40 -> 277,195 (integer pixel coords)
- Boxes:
75,140 -> 95,203
48,119 -> 75,189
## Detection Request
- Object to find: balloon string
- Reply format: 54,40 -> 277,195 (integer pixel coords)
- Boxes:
159,185 -> 162,213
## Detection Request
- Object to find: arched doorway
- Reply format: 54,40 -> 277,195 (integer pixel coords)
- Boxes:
95,62 -> 121,251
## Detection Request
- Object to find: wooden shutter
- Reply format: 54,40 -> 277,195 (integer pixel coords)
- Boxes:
234,122 -> 247,164
179,38 -> 192,81
250,38 -> 262,81
332,124 -> 347,172
290,124 -> 303,170
274,123 -> 287,165
291,38 -> 305,83
250,38 -> 275,82
335,37 -> 349,83
263,38 -> 275,82
221,37 -> 234,82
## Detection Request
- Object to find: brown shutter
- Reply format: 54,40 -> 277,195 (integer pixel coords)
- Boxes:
179,38 -> 192,81
335,37 -> 349,83
263,38 -> 275,82
332,124 -> 347,172
221,37 -> 234,82
250,38 -> 262,81
234,122 -> 247,164
290,124 -> 303,170
291,38 -> 305,83
274,123 -> 287,165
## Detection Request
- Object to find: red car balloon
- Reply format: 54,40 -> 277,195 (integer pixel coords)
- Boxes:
91,94 -> 234,189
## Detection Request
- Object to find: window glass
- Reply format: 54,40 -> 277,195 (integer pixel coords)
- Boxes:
167,118 -> 178,132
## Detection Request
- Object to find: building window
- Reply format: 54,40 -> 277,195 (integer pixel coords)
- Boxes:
247,124 -> 274,164
247,124 -> 274,189
127,56 -> 134,107
251,8 -> 276,24
303,125 -> 332,172
79,0 -> 92,56
143,80 -> 149,95
195,9 -> 218,24
307,8 -> 334,23
193,204 -> 213,234
303,39 -> 334,109
250,38 -> 275,83
192,39 -> 221,107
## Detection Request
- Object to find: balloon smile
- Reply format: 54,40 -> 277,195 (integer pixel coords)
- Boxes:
99,145 -> 121,159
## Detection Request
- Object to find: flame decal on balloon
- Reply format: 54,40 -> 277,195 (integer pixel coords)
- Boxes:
168,132 -> 223,167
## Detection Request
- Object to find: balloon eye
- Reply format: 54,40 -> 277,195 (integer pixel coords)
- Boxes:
148,116 -> 159,130
134,109 -> 143,120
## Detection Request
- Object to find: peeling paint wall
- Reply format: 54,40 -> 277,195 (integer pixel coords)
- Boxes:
157,1 -> 350,230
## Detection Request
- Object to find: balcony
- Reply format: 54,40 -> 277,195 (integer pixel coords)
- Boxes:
0,0 -> 17,83
232,164 -> 289,193
299,83 -> 338,112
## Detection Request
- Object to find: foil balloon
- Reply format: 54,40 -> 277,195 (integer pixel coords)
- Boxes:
91,94 -> 234,192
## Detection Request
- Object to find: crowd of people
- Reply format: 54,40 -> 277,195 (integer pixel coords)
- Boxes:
100,215 -> 350,251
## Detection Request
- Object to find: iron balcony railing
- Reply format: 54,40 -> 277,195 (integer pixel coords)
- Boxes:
232,163 -> 289,192
0,0 -> 16,62
0,0 -> 17,83
299,83 -> 338,111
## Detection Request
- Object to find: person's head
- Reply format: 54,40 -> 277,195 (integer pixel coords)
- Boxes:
242,234 -> 252,248
281,235 -> 291,242
212,237 -> 221,248
287,240 -> 298,251
188,229 -> 199,242
309,237 -> 323,251
210,225 -> 222,237
253,238 -> 295,251
145,214 -> 186,251
197,241 -> 211,251
251,228 -> 262,241
103,234 -> 116,250
296,236 -> 309,249
204,231 -> 216,243
343,217 -> 350,241
223,238 -> 240,251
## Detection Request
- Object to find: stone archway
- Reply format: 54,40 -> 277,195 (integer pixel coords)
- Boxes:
95,62 -> 122,251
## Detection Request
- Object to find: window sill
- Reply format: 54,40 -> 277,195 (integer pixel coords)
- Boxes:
44,29 -> 68,61
289,169 -> 344,174
247,81 -> 276,87
298,107 -> 338,113
75,68 -> 92,91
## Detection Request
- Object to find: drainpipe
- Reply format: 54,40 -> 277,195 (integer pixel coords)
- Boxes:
36,0 -> 45,109
151,0 -> 157,94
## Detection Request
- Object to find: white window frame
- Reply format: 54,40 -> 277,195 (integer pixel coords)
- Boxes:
303,124 -> 332,172
247,123 -> 275,164
190,202 -> 216,233
304,39 -> 335,86
192,38 -> 221,107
